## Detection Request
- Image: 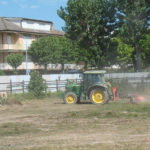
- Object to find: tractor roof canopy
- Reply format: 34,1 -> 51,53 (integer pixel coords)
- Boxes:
84,70 -> 106,74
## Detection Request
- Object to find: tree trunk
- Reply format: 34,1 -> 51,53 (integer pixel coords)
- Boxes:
44,64 -> 47,74
131,52 -> 137,72
135,40 -> 142,72
61,63 -> 64,73
84,61 -> 88,71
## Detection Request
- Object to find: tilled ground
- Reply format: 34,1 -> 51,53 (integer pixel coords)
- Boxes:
0,98 -> 150,150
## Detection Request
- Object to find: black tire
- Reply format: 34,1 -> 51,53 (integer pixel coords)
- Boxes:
64,92 -> 78,104
90,88 -> 109,104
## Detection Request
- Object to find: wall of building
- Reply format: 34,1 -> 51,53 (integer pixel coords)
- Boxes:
22,20 -> 51,31
0,33 -> 2,49
0,32 -> 38,50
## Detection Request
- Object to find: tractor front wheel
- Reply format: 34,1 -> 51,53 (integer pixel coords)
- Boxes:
90,88 -> 108,104
64,92 -> 78,104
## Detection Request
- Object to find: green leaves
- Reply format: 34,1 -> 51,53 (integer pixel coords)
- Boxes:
28,71 -> 47,98
58,0 -> 149,71
117,0 -> 149,71
58,0 -> 120,69
28,36 -> 78,71
6,54 -> 23,71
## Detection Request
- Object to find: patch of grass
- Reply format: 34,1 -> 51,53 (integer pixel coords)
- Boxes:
104,111 -> 119,118
0,93 -> 36,105
10,93 -> 36,101
0,97 -> 7,105
50,91 -> 65,98
13,143 -> 149,150
64,101 -> 150,119
0,122 -> 40,136
0,97 -> 22,105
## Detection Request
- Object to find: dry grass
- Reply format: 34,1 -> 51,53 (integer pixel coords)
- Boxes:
0,98 -> 150,150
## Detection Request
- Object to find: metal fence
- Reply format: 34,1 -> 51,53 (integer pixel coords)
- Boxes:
0,72 -> 150,94
0,79 -> 81,94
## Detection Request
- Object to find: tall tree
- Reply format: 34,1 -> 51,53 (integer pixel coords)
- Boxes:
113,37 -> 134,70
58,0 -> 120,69
28,36 -> 77,72
140,32 -> 150,68
117,0 -> 149,71
28,36 -> 56,70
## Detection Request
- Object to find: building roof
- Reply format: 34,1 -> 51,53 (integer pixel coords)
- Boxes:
0,17 -> 64,36
0,17 -> 22,32
51,30 -> 64,36
5,17 -> 53,24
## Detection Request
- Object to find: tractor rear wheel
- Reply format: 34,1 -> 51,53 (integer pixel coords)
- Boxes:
90,88 -> 109,104
64,92 -> 78,104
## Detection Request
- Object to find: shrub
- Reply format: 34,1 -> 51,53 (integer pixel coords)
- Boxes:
0,70 -> 5,75
28,71 -> 47,98
6,54 -> 23,72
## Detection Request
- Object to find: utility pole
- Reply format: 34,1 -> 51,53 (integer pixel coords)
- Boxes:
25,41 -> 28,75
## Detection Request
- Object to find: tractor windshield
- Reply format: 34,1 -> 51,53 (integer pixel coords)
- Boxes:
84,74 -> 105,84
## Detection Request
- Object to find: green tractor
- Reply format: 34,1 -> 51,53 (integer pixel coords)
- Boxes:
64,70 -> 113,104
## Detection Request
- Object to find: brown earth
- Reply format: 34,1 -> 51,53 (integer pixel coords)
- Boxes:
0,98 -> 150,150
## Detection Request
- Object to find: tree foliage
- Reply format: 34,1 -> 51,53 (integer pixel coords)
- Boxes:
140,32 -> 150,68
28,71 -> 47,97
6,53 -> 23,71
58,0 -> 120,69
58,0 -> 150,71
113,37 -> 134,70
116,0 -> 149,71
28,36 -> 77,71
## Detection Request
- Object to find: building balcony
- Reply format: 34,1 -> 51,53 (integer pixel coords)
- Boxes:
0,62 -> 62,70
0,49 -> 26,53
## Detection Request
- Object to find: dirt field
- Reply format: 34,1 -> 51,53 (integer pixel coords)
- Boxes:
0,98 -> 150,150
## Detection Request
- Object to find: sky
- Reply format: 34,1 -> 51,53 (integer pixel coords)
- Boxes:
0,0 -> 68,30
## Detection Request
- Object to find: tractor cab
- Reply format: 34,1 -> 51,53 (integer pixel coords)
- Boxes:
83,70 -> 106,90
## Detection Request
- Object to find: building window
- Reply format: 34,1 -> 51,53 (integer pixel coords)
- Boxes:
7,34 -> 12,49
23,35 -> 32,50
1,33 -> 4,48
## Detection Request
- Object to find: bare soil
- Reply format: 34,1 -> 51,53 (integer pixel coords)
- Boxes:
0,98 -> 150,150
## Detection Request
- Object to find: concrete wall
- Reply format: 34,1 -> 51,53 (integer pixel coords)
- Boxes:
1,72 -> 150,94
105,72 -> 150,79
0,74 -> 82,93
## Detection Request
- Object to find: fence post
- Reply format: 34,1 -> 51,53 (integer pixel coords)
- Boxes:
67,79 -> 69,84
10,80 -> 12,94
45,80 -> 47,93
56,80 -> 58,92
22,80 -> 24,93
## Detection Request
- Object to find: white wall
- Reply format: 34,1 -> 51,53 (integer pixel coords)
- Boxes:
22,21 -> 51,31
0,74 -> 82,93
1,72 -> 150,94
